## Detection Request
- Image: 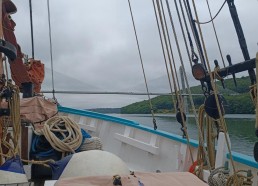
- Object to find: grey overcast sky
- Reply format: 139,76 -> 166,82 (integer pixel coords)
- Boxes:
10,0 -> 258,109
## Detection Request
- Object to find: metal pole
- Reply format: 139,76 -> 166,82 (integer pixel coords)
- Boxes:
29,0 -> 34,59
179,66 -> 188,114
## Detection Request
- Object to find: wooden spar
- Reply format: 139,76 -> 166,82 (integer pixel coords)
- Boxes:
202,58 -> 255,82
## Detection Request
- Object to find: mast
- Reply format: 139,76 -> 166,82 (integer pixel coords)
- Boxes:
185,0 -> 206,69
226,0 -> 256,84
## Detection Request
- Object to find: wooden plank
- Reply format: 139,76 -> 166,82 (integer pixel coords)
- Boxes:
21,124 -> 28,164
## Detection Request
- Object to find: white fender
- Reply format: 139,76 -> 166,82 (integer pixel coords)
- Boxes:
60,150 -> 130,178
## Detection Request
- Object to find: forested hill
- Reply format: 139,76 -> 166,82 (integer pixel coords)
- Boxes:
121,76 -> 255,114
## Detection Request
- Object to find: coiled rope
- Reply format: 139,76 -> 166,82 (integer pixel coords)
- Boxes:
197,105 -> 216,170
226,170 -> 253,186
0,83 -> 21,160
208,167 -> 229,186
35,116 -> 83,155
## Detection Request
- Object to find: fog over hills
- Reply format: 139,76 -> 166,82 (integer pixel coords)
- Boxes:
42,68 -> 198,109
126,70 -> 200,93
42,67 -> 150,109
42,67 -> 101,91
41,65 -> 245,110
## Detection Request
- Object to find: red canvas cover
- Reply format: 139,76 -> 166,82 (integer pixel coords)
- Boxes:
20,96 -> 57,124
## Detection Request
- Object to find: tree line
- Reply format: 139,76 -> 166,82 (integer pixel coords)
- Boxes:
121,77 -> 255,114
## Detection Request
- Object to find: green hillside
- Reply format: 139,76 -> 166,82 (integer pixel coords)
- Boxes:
121,76 -> 255,114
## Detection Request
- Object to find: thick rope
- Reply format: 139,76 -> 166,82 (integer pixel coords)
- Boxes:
0,151 -> 53,167
35,116 -> 83,155
197,105 -> 216,171
226,170 -> 253,186
0,84 -> 21,160
9,83 -> 21,155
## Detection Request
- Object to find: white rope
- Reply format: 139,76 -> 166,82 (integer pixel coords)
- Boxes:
35,116 -> 82,154
79,137 -> 103,151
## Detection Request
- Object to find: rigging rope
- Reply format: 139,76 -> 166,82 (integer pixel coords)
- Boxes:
47,0 -> 56,100
183,0 -> 206,68
159,0 -> 181,95
195,0 -> 226,25
173,0 -> 193,67
190,0 -> 237,174
205,0 -> 226,68
156,0 -> 194,163
151,0 -> 177,113
127,0 -> 157,130
174,0 -> 215,173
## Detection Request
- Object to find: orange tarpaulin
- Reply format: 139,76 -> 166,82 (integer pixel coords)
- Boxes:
2,2 -> 44,93
26,59 -> 44,93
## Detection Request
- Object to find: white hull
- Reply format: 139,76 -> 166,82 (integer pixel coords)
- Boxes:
57,107 -> 258,185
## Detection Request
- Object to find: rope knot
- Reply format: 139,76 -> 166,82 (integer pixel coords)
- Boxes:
113,175 -> 122,186
208,167 -> 229,186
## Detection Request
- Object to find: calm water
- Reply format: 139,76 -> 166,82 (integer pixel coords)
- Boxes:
111,114 -> 256,156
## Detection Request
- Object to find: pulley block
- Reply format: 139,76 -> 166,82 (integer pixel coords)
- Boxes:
176,111 -> 186,124
0,39 -> 17,61
204,94 -> 225,119
192,63 -> 206,80
0,108 -> 10,116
